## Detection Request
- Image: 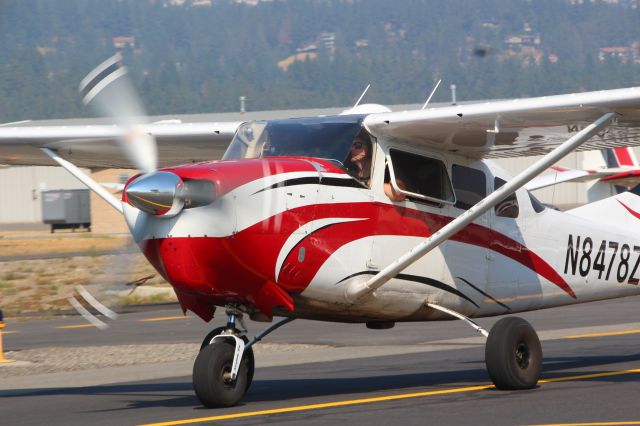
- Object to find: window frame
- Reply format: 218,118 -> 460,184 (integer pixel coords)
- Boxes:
385,147 -> 456,206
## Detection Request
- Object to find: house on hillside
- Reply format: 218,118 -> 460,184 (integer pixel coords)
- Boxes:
599,43 -> 639,63
112,36 -> 135,50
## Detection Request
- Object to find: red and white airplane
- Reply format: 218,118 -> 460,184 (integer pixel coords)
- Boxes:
2,55 -> 640,407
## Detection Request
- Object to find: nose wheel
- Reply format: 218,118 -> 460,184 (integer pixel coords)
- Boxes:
199,325 -> 255,392
193,307 -> 255,408
193,338 -> 252,408
193,306 -> 294,408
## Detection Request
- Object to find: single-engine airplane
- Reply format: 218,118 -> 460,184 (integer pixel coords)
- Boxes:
2,54 -> 640,408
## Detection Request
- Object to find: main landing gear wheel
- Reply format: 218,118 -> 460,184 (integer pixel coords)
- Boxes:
485,317 -> 542,390
193,339 -> 252,408
200,326 -> 255,391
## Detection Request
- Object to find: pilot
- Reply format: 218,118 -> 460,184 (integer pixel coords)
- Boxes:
344,133 -> 407,201
344,133 -> 372,186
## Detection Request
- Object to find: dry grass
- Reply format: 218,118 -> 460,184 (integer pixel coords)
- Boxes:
0,231 -> 175,317
0,231 -> 129,257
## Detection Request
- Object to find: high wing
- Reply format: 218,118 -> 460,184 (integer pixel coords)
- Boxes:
0,121 -> 241,169
364,87 -> 640,159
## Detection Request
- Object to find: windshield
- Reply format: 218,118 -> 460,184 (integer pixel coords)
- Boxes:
222,115 -> 365,164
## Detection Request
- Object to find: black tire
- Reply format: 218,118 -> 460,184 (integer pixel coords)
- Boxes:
193,340 -> 248,408
485,317 -> 542,390
200,327 -> 255,392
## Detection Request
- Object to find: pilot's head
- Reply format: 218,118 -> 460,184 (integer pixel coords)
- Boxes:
350,136 -> 370,163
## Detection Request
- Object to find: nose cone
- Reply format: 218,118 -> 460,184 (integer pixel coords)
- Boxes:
125,171 -> 184,217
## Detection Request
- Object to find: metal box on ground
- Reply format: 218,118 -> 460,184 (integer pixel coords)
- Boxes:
41,189 -> 91,233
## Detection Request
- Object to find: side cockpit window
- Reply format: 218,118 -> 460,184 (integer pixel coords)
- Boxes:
452,165 -> 486,210
386,149 -> 455,206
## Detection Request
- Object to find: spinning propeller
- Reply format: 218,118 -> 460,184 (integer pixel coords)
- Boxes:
81,53 -> 199,220
80,54 -> 211,219
66,54 -> 175,327
79,52 -> 157,174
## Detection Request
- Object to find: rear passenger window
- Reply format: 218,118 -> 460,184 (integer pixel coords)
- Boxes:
494,177 -> 519,218
528,191 -> 546,213
387,149 -> 455,205
452,165 -> 486,210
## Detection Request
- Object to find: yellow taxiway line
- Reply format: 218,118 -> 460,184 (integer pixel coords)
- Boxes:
139,384 -> 493,426
138,368 -> 640,426
139,315 -> 190,322
53,315 -> 190,329
564,329 -> 640,339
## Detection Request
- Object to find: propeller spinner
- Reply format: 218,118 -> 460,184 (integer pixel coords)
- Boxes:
124,171 -> 185,217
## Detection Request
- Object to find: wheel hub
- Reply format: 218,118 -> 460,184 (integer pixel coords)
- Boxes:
515,342 -> 530,369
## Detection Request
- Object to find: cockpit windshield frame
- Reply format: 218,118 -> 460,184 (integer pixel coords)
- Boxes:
222,115 -> 367,166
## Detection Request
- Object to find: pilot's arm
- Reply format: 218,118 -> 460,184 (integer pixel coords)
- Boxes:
384,167 -> 406,202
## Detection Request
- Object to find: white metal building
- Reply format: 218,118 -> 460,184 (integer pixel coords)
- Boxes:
0,166 -> 87,224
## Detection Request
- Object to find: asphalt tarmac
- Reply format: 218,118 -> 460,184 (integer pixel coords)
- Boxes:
2,297 -> 640,425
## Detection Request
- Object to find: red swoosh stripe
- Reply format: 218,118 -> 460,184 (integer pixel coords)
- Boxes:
617,199 -> 640,220
277,203 -> 576,299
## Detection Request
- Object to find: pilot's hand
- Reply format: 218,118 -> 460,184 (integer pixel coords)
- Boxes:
384,183 -> 406,202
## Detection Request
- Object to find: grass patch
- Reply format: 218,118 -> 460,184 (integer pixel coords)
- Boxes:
2,288 -> 17,296
36,271 -> 56,278
3,272 -> 25,281
119,293 -> 177,306
62,277 -> 84,286
36,278 -> 51,286
87,246 -> 100,257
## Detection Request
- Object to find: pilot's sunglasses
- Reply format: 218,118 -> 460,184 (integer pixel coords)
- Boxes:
352,141 -> 364,149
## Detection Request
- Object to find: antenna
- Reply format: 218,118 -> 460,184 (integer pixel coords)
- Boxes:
239,96 -> 246,114
353,84 -> 371,108
421,79 -> 442,110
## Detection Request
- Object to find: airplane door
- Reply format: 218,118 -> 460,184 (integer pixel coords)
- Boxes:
443,164 -> 490,305
487,177 -> 524,311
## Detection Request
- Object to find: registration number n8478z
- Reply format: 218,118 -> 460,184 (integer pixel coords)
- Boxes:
564,235 -> 640,285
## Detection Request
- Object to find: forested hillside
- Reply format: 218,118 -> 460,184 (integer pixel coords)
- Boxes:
0,0 -> 639,121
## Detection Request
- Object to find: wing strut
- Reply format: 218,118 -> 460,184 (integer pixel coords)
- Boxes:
41,147 -> 124,214
346,112 -> 616,301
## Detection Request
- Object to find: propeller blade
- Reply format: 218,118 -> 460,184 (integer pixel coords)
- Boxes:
79,53 -> 157,173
